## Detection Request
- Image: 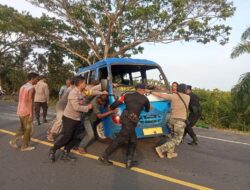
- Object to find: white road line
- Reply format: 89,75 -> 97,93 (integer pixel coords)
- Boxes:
197,135 -> 250,146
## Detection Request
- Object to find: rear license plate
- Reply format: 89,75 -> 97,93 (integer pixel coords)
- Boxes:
143,127 -> 163,135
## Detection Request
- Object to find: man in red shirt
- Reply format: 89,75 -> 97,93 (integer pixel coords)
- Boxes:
9,72 -> 39,151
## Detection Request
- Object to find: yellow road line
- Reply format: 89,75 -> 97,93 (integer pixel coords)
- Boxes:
0,128 -> 213,190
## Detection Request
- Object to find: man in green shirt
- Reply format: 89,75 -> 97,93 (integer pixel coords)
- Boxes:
78,94 -> 118,154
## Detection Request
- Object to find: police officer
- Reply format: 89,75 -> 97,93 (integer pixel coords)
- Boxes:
99,84 -> 150,169
184,85 -> 202,145
49,76 -> 92,162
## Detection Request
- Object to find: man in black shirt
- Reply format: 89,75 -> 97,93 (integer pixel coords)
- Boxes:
99,84 -> 150,169
184,85 -> 202,145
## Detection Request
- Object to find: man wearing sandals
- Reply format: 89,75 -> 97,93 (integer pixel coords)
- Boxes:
150,84 -> 190,159
9,72 -> 39,151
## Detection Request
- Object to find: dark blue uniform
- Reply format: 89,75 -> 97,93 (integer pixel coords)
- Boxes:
101,91 -> 150,167
184,92 -> 202,143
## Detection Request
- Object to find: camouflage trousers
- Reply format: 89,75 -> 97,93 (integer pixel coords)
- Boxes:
160,118 -> 186,153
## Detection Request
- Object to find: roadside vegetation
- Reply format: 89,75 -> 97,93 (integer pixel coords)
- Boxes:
194,88 -> 250,132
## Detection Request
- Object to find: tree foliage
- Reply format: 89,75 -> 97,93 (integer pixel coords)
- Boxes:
0,5 -> 37,62
231,72 -> 250,113
28,0 -> 235,64
231,26 -> 250,58
230,27 -> 250,126
194,88 -> 250,131
0,5 -> 75,94
47,45 -> 74,97
0,5 -> 37,90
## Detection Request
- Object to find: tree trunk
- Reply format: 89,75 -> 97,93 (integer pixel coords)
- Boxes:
104,43 -> 110,59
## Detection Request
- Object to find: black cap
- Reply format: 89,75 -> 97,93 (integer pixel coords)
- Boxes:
135,83 -> 146,89
187,85 -> 192,90
177,83 -> 187,93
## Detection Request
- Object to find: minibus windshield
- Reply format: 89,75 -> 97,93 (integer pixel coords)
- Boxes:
111,64 -> 167,95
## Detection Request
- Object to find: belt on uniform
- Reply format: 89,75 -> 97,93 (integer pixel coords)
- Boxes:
123,110 -> 139,123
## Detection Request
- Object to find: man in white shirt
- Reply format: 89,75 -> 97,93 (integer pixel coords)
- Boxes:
34,76 -> 50,125
59,79 -> 71,99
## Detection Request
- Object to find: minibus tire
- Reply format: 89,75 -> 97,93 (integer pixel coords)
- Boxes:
94,122 -> 111,144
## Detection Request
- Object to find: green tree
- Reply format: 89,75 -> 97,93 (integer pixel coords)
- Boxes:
231,27 -> 250,58
231,73 -> 250,112
47,45 -> 74,97
231,73 -> 250,126
194,88 -> 249,131
230,27 -> 250,127
194,89 -> 234,128
0,5 -> 34,59
0,42 -> 32,93
0,5 -> 80,93
28,0 -> 235,65
33,53 -> 48,74
0,5 -> 36,89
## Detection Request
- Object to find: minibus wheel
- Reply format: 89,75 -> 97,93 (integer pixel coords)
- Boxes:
94,122 -> 111,143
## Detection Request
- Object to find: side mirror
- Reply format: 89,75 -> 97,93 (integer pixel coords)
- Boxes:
101,79 -> 109,91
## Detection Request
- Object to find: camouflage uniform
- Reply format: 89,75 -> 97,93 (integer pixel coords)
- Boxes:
160,118 -> 186,153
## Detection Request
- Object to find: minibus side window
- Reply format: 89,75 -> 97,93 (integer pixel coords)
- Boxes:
84,72 -> 89,84
89,70 -> 96,84
98,67 -> 108,81
80,72 -> 89,84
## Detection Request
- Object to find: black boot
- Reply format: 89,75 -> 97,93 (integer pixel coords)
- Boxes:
37,119 -> 41,126
98,156 -> 113,166
126,160 -> 138,169
43,116 -> 48,123
61,150 -> 77,161
49,148 -> 56,162
188,136 -> 198,145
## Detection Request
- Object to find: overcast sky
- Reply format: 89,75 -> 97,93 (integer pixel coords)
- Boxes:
0,0 -> 249,91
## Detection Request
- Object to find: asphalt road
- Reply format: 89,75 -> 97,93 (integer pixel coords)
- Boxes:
0,101 -> 250,190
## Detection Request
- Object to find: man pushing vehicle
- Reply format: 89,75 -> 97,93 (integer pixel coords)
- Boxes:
99,83 -> 150,169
